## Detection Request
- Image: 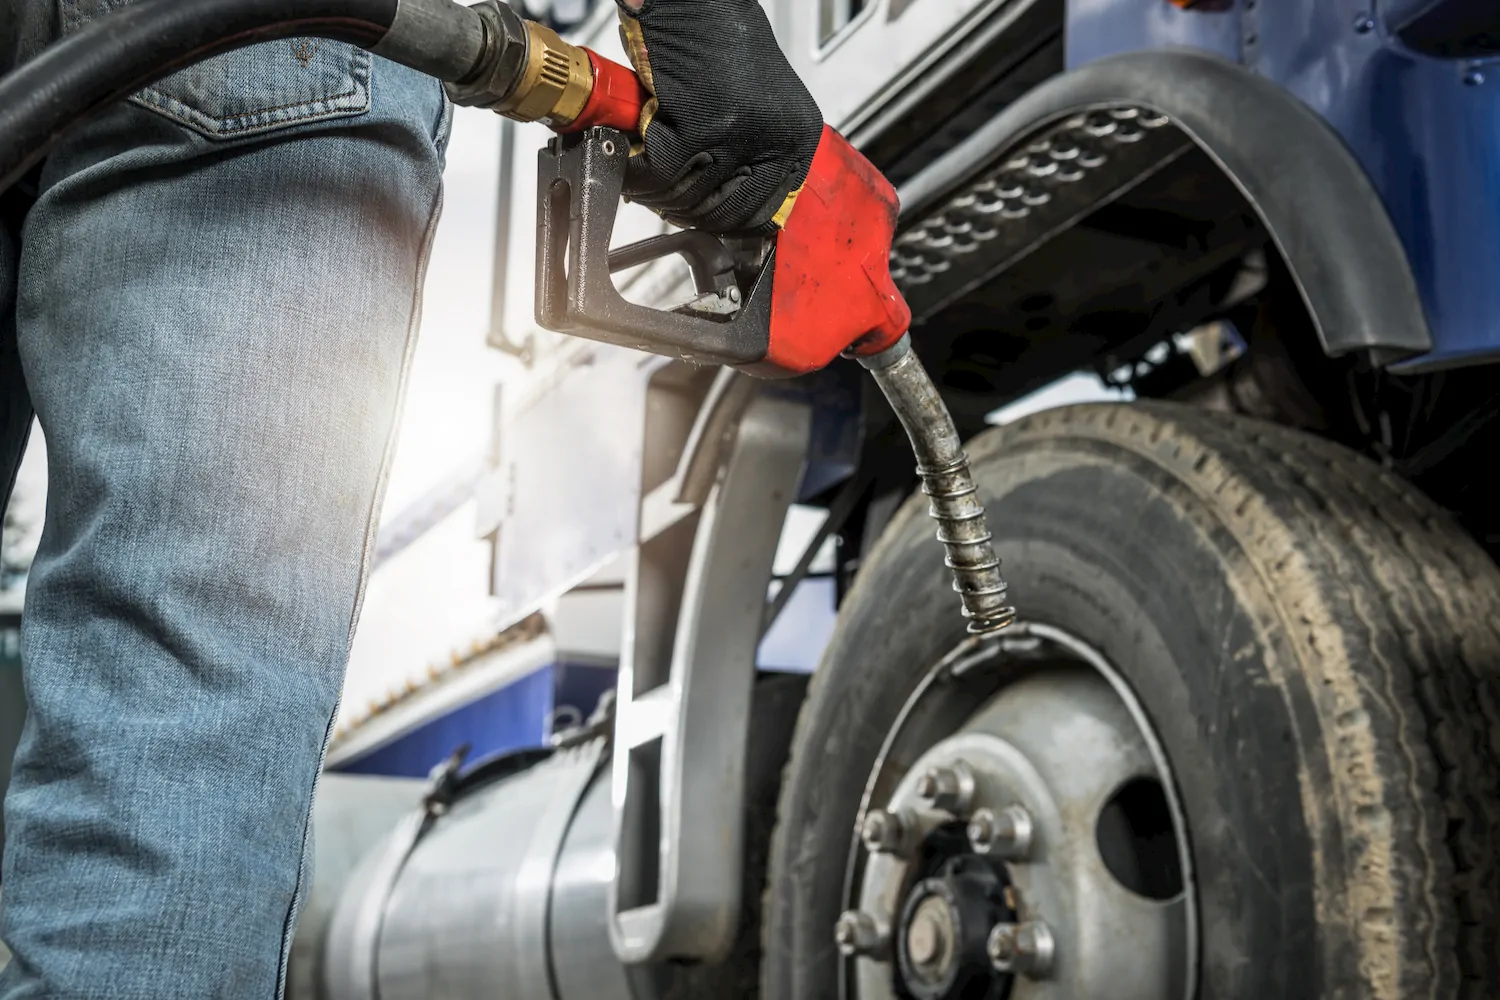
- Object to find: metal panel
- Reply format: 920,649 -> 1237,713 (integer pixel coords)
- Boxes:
892,107 -> 1192,323
1255,0 -> 1500,370
1067,0 -> 1242,68
773,0 -> 1022,134
608,393 -> 812,964
482,346 -> 666,624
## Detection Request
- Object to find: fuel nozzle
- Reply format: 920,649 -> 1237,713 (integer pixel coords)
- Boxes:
461,9 -> 1017,634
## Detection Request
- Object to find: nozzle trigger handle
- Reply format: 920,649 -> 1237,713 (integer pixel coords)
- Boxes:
536,128 -> 778,368
534,126 -> 911,379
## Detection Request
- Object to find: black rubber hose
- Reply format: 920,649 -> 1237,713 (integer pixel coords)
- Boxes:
0,0 -> 405,194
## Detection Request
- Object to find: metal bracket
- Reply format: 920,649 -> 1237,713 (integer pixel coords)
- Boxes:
607,390 -> 812,965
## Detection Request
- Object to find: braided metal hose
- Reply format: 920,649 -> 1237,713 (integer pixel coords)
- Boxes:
859,335 -> 1016,634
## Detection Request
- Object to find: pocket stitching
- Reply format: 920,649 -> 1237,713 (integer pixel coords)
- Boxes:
127,45 -> 372,140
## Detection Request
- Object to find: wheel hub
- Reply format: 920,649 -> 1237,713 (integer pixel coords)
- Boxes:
895,857 -> 1013,999
840,627 -> 1196,1000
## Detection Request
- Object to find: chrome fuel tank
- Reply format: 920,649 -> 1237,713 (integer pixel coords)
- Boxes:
313,741 -> 639,1000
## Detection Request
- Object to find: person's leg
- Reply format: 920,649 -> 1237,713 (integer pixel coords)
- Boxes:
0,11 -> 450,996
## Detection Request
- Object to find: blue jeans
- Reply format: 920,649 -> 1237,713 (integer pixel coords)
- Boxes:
0,3 -> 450,994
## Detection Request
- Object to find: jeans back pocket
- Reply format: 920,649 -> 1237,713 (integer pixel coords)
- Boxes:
61,1 -> 373,139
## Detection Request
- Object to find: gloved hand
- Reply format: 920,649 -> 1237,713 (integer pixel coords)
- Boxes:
614,0 -> 824,234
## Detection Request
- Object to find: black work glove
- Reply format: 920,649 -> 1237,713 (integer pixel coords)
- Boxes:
615,0 -> 824,234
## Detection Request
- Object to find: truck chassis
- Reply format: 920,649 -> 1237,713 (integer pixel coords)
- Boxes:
293,2 -> 1500,999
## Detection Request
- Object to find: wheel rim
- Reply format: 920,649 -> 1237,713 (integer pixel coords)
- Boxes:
837,622 -> 1198,1000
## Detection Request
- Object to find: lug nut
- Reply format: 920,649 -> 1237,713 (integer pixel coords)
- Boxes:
914,761 -> 976,814
834,910 -> 889,959
967,804 -> 1035,859
987,921 -> 1056,978
861,808 -> 910,856
988,923 -> 1015,966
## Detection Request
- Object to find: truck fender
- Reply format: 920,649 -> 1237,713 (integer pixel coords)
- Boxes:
898,49 -> 1432,359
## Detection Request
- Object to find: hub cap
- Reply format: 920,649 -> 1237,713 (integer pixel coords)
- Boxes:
894,856 -> 1013,999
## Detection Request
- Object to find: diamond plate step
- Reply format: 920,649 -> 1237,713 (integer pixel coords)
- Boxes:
894,106 -> 1193,323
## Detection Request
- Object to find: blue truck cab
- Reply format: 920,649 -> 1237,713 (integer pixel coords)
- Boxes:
1071,0 -> 1500,371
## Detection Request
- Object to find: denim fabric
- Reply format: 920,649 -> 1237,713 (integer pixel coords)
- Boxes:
0,6 -> 451,995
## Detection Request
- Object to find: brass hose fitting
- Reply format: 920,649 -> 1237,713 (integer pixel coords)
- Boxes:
505,21 -> 594,126
444,2 -> 595,129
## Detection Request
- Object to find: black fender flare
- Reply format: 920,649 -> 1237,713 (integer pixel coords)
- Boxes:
898,48 -> 1431,359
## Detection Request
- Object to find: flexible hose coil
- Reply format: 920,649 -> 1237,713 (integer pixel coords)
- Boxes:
860,335 -> 1016,634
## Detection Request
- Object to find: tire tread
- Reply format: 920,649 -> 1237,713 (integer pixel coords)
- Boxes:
986,403 -> 1500,999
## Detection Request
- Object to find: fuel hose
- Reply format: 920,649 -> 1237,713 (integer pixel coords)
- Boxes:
0,0 -> 490,195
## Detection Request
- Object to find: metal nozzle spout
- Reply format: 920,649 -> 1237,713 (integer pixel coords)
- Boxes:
859,335 -> 1016,634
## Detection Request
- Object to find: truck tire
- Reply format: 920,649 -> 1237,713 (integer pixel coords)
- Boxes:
762,401 -> 1500,1000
